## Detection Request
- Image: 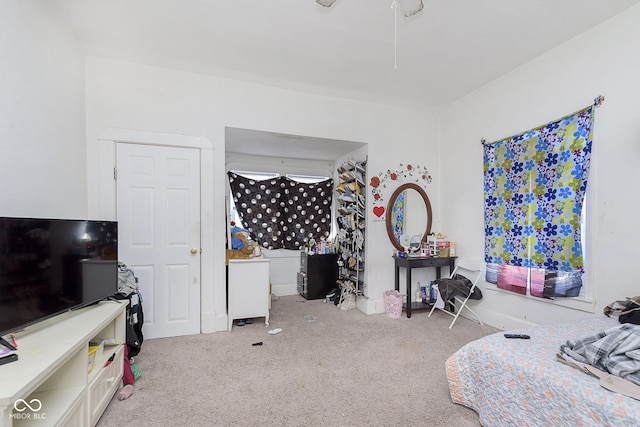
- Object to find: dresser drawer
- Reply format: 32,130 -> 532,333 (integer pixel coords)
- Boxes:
88,345 -> 124,426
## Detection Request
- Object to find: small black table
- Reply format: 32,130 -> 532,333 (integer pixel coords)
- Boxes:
393,256 -> 456,318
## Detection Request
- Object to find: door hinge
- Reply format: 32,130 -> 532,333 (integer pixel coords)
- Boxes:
113,168 -> 117,180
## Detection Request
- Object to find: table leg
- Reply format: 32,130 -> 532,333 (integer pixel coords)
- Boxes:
406,267 -> 412,318
395,265 -> 400,292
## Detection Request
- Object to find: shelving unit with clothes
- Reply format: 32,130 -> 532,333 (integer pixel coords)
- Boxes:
334,158 -> 366,308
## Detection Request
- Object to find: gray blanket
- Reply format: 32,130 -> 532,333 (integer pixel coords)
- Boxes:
560,323 -> 640,386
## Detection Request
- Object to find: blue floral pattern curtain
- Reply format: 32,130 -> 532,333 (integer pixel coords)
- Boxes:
483,106 -> 594,297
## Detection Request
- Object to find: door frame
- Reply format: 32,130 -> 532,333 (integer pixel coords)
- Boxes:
92,127 -> 226,333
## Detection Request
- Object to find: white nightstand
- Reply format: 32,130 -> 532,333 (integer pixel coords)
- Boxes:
227,258 -> 271,331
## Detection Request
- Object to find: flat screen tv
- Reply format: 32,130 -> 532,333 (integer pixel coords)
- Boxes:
0,217 -> 118,341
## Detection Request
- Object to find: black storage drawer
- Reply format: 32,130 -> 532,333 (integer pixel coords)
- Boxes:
298,252 -> 339,300
300,252 -> 308,272
297,271 -> 307,296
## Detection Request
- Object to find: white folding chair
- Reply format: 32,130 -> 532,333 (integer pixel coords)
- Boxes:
428,262 -> 484,329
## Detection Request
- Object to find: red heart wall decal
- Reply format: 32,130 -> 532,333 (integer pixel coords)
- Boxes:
373,206 -> 385,218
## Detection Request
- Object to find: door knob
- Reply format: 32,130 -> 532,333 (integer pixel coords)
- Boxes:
191,248 -> 198,254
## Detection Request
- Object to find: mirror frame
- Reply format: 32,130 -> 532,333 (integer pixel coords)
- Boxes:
385,183 -> 433,251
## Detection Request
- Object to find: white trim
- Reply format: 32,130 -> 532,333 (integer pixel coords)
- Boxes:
271,282 -> 298,296
93,128 -> 224,333
485,283 -> 596,313
229,170 -> 279,179
465,303 -> 539,331
285,173 -> 330,183
98,127 -> 212,150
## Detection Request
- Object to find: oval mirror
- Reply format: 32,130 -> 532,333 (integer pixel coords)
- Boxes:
385,183 -> 433,252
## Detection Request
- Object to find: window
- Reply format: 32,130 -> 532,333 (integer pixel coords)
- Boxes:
228,171 -> 278,227
227,171 -> 333,250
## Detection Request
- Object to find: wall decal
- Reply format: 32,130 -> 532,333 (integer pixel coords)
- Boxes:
372,205 -> 385,220
370,163 -> 432,221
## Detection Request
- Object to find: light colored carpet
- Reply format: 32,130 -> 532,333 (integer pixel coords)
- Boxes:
97,295 -> 498,427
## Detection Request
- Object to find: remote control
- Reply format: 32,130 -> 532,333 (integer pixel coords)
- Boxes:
0,353 -> 18,365
504,333 -> 530,339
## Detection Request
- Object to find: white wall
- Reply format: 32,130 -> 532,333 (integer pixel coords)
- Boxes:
0,1 -> 86,219
440,4 -> 640,329
84,57 -> 441,329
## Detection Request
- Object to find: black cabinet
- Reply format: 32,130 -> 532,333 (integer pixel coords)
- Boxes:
297,252 -> 339,300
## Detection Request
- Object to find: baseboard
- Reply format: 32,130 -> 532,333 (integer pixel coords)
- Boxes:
357,297 -> 386,315
271,282 -> 298,296
355,297 -> 537,329
459,304 -> 537,331
201,311 -> 229,333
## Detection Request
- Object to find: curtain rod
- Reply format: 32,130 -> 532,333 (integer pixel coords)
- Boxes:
480,95 -> 605,146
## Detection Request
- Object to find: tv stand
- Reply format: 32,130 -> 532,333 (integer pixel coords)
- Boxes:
0,301 -> 126,426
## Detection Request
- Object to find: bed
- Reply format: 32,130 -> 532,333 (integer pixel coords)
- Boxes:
446,316 -> 640,426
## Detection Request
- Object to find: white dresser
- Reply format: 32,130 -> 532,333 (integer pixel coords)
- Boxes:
227,258 -> 271,331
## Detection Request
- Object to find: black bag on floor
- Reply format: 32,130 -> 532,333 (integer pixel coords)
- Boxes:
113,292 -> 144,357
115,263 -> 144,357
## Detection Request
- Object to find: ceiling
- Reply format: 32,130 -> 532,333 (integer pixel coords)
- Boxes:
49,0 -> 640,159
225,128 -> 366,162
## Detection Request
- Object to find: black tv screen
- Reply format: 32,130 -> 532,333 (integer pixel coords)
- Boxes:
0,217 -> 118,337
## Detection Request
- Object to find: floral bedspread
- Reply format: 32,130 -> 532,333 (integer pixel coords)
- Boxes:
446,316 -> 640,427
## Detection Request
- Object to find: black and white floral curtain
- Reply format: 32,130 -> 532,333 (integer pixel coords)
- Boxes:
227,172 -> 333,250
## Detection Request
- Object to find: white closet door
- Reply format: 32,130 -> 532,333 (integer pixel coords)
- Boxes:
117,143 -> 201,338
